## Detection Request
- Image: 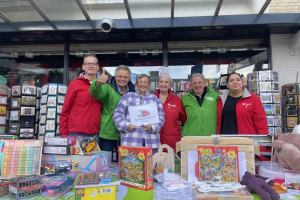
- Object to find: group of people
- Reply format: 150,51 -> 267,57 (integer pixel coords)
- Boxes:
59,54 -> 268,157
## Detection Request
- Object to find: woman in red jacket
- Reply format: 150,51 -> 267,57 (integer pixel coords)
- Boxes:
217,72 -> 268,135
154,74 -> 187,150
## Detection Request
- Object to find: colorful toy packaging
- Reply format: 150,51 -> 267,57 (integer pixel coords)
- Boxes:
9,175 -> 42,199
118,146 -> 153,191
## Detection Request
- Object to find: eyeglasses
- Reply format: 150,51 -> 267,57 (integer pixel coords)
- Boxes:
84,62 -> 98,66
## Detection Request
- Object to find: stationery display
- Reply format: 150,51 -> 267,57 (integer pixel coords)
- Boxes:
282,83 -> 300,133
0,84 -> 8,134
39,83 -> 67,138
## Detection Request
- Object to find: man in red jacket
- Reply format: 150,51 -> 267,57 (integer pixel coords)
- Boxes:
59,54 -> 102,142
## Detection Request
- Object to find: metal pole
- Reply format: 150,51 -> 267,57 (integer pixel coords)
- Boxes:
63,41 -> 70,85
163,39 -> 168,67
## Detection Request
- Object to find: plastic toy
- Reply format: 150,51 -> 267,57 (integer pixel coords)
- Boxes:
0,180 -> 9,197
77,171 -> 100,185
79,137 -> 96,153
44,172 -> 77,198
41,161 -> 73,176
9,175 -> 43,199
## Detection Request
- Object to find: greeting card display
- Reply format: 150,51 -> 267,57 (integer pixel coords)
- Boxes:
119,146 -> 153,191
42,84 -> 48,94
284,84 -> 296,95
40,105 -> 47,114
58,84 -> 67,94
0,85 -> 8,96
0,116 -> 6,125
20,107 -> 35,116
286,95 -> 297,105
12,86 -> 21,96
260,82 -> 271,92
260,94 -> 272,104
20,116 -> 35,128
1,140 -> 43,178
40,115 -> 46,124
0,96 -> 7,105
273,93 -> 281,103
9,123 -> 20,135
267,116 -> 274,126
274,116 -> 282,126
273,104 -> 281,115
57,95 -> 65,104
197,146 -> 239,182
259,71 -> 271,81
21,96 -> 36,106
40,95 -> 47,104
11,98 -> 21,109
46,120 -> 56,131
272,82 -> 279,92
0,106 -> 6,115
10,110 -> 20,121
48,84 -> 58,95
47,108 -> 56,119
22,85 -> 36,96
286,117 -> 298,128
57,105 -> 63,114
19,128 -> 34,139
47,96 -> 57,107
286,106 -> 297,116
263,104 -> 272,115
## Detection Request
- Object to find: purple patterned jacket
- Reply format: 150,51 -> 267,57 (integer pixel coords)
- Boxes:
112,89 -> 165,149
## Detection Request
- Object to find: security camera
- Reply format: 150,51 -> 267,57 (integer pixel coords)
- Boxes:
101,18 -> 115,33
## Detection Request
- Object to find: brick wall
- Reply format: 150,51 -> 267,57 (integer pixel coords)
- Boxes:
269,0 -> 300,13
270,34 -> 300,86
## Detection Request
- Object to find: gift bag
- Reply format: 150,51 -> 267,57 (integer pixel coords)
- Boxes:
153,144 -> 175,174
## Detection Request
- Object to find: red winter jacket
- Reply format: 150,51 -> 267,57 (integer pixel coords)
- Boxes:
154,89 -> 186,150
217,87 -> 268,135
59,74 -> 102,136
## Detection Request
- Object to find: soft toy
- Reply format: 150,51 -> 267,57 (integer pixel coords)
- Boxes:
272,132 -> 300,173
240,171 -> 280,200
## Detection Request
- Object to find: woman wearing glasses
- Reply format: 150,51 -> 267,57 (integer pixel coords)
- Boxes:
217,72 -> 268,135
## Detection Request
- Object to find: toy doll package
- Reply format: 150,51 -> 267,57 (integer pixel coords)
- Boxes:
118,146 -> 153,191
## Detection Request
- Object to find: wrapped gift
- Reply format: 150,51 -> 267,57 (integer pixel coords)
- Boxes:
119,146 -> 153,191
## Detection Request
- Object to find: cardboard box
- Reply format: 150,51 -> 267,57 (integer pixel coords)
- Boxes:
176,136 -> 255,179
75,184 -> 117,200
119,146 -> 153,191
193,187 -> 253,200
42,151 -> 111,172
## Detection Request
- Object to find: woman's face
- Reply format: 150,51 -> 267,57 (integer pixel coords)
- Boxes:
158,76 -> 171,92
226,74 -> 243,92
137,77 -> 150,94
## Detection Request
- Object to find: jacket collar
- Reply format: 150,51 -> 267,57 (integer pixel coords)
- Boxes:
136,87 -> 150,96
154,89 -> 174,101
219,87 -> 251,106
107,76 -> 135,95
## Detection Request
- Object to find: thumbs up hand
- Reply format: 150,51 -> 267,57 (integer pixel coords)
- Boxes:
96,68 -> 109,86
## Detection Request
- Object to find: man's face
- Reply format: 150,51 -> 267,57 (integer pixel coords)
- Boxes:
115,70 -> 130,88
82,56 -> 99,76
190,76 -> 205,96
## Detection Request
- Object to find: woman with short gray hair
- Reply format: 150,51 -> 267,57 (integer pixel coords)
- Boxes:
153,74 -> 186,150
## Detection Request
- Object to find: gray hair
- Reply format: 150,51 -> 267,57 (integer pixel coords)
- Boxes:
83,54 -> 98,64
158,74 -> 173,86
136,74 -> 150,85
190,73 -> 205,82
115,65 -> 132,77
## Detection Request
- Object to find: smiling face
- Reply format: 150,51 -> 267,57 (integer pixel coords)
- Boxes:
190,76 -> 205,96
82,56 -> 99,76
137,77 -> 150,95
226,74 -> 243,93
158,76 -> 171,92
115,69 -> 130,88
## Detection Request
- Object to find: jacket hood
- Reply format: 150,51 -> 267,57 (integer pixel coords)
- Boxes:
77,72 -> 100,83
219,87 -> 251,106
154,89 -> 174,100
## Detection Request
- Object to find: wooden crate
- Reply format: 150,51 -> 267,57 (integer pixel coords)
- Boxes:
176,136 -> 255,179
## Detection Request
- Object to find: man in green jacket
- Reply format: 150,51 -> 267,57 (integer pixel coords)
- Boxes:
182,73 -> 219,136
89,65 -> 135,160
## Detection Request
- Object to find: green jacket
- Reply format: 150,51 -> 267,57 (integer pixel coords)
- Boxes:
89,80 -> 122,140
182,86 -> 219,137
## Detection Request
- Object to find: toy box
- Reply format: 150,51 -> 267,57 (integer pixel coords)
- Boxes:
9,175 -> 42,199
42,151 -> 111,172
0,180 -> 9,197
74,183 -> 118,200
118,146 -> 153,191
176,136 -> 255,180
